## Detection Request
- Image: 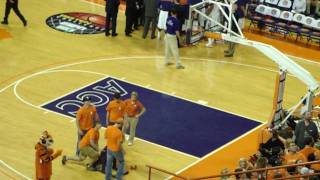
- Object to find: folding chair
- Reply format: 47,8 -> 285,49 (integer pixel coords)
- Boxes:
276,11 -> 293,38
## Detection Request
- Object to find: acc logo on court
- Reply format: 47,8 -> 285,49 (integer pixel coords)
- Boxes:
46,12 -> 106,34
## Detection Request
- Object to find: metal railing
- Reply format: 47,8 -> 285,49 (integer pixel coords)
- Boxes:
147,160 -> 320,180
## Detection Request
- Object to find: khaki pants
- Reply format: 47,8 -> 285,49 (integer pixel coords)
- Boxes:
67,146 -> 99,165
165,34 -> 181,66
123,117 -> 139,142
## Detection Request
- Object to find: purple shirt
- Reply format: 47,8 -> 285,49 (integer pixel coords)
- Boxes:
166,16 -> 180,35
159,0 -> 174,11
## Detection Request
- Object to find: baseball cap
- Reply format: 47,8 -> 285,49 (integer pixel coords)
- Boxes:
113,92 -> 121,99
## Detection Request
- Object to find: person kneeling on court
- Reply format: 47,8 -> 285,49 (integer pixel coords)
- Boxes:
62,123 -> 101,170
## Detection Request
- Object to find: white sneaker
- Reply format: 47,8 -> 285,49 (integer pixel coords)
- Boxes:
205,43 -> 213,48
128,141 -> 133,146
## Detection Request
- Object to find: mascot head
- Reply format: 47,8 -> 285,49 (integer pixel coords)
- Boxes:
39,131 -> 54,147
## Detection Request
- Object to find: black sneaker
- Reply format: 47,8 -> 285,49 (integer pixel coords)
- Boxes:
1,21 -> 8,25
23,20 -> 27,27
62,155 -> 67,165
105,32 -> 110,36
125,33 -> 132,37
111,33 -> 118,37
224,53 -> 234,57
86,165 -> 96,171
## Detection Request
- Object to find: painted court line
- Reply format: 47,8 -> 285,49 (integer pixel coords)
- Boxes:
10,58 -> 268,124
99,128 -> 200,160
136,138 -> 199,160
2,56 -> 316,178
0,55 -> 310,96
13,68 -> 263,159
166,123 -> 266,179
0,160 -> 32,180
38,73 -> 108,107
13,69 -> 201,158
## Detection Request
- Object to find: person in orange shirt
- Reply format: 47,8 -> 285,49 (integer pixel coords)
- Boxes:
310,142 -> 320,171
62,124 -> 101,170
283,143 -> 307,174
299,136 -> 316,161
123,91 -> 146,146
105,122 -> 125,180
35,131 -> 62,180
76,96 -> 100,156
106,92 -> 126,124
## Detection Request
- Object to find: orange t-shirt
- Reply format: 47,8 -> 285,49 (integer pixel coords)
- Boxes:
267,168 -> 289,179
76,105 -> 97,131
311,149 -> 320,170
299,146 -> 316,160
106,100 -> 126,122
283,152 -> 307,165
35,143 -> 54,179
105,126 -> 122,152
79,128 -> 99,148
124,99 -> 144,117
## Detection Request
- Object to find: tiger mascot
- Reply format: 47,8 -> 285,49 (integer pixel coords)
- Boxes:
35,131 -> 62,180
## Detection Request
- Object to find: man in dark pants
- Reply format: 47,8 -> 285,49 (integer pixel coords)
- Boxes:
105,0 -> 120,37
224,3 -> 239,57
125,0 -> 136,37
1,0 -> 27,26
142,0 -> 157,39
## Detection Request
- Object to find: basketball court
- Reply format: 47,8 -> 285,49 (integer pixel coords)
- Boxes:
0,0 -> 320,179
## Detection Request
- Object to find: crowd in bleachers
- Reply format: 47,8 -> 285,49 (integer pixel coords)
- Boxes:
247,0 -> 320,45
219,106 -> 320,179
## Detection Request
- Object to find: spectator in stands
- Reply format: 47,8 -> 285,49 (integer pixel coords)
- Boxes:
315,0 -> 320,18
220,168 -> 231,180
311,141 -> 320,172
295,112 -> 319,149
259,129 -> 285,166
142,0 -> 157,39
297,166 -> 315,179
105,0 -> 120,36
307,0 -> 320,18
235,158 -> 253,179
299,136 -> 317,161
267,160 -> 290,180
292,0 -> 307,13
283,143 -> 307,174
254,157 -> 267,179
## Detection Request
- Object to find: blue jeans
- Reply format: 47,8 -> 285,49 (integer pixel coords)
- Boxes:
105,149 -> 124,180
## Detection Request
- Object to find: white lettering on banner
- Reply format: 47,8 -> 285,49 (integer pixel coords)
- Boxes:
52,79 -> 128,117
76,91 -> 110,106
56,100 -> 83,116
93,79 -> 128,96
